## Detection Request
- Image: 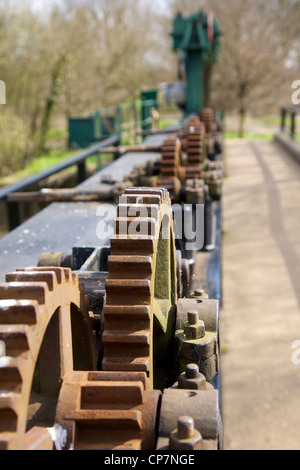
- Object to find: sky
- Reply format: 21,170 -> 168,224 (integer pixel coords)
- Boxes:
23,0 -> 170,12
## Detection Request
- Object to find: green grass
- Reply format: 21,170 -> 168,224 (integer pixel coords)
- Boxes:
0,147 -> 116,187
221,346 -> 228,355
256,115 -> 280,126
160,118 -> 181,130
225,130 -> 274,141
46,127 -> 69,141
0,150 -> 75,186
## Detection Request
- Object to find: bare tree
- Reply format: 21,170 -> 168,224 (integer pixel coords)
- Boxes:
167,0 -> 299,135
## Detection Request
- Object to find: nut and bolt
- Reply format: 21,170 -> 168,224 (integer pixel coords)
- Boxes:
193,289 -> 209,299
184,310 -> 205,340
178,363 -> 207,390
186,363 -> 200,378
187,311 -> 198,325
169,416 -> 203,450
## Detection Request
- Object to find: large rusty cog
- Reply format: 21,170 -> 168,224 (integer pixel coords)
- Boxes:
0,267 -> 97,450
156,137 -> 182,202
53,187 -> 178,450
185,116 -> 206,181
102,187 -> 177,386
54,370 -> 160,450
199,107 -> 215,137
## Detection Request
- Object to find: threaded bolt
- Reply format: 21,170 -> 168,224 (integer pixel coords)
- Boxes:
177,416 -> 195,439
185,363 -> 200,379
188,310 -> 198,325
194,289 -> 204,297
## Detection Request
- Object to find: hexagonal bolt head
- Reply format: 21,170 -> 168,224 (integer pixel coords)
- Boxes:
178,364 -> 207,390
169,416 -> 203,451
184,311 -> 205,339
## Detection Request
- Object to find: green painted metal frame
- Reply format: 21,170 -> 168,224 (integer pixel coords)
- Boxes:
171,10 -> 221,115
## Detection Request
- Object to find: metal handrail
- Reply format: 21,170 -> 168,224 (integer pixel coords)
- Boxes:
280,105 -> 300,139
1,134 -> 120,231
0,135 -> 120,201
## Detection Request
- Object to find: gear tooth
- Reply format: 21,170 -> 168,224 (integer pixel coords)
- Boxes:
17,267 -> 66,284
6,272 -> 57,291
103,305 -> 150,320
0,282 -> 48,304
105,280 -> 151,306
102,329 -> 150,345
0,357 -> 23,393
72,272 -> 79,284
0,325 -> 30,357
0,300 -> 38,325
107,256 -> 152,280
0,433 -> 16,450
115,217 -> 156,237
0,395 -> 20,432
61,268 -> 72,282
117,203 -> 159,220
111,236 -> 154,256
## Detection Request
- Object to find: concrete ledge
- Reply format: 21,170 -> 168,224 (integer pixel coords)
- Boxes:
274,132 -> 300,163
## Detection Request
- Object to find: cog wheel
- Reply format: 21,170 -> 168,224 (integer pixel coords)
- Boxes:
185,116 -> 206,180
156,137 -> 182,202
199,107 -> 215,137
0,267 -> 97,450
54,370 -> 160,450
102,187 -> 177,388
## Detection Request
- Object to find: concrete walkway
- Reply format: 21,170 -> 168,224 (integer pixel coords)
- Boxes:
221,139 -> 300,450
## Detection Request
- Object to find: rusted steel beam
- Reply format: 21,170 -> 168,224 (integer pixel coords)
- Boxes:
97,144 -> 162,155
7,187 -> 115,203
137,126 -> 182,137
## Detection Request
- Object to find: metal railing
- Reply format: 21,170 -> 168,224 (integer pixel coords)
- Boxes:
0,96 -> 181,233
0,135 -> 120,231
88,98 -> 180,145
280,105 -> 300,140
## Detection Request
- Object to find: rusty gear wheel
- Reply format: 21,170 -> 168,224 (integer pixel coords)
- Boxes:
54,370 -> 160,450
102,187 -> 177,387
0,267 -> 97,450
184,116 -> 206,181
199,107 -> 215,137
156,137 -> 182,202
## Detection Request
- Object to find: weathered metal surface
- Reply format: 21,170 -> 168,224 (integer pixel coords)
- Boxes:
174,298 -> 220,382
157,388 -> 222,450
7,187 -> 115,204
0,109 -> 223,450
96,144 -> 163,155
199,108 -> 215,138
156,137 -> 182,202
55,371 -> 160,450
173,363 -> 215,391
185,116 -> 206,178
102,187 -> 177,388
0,267 -> 96,450
0,135 -> 120,202
169,416 -> 203,450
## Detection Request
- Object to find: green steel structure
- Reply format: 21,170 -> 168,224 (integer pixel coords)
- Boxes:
171,10 -> 221,115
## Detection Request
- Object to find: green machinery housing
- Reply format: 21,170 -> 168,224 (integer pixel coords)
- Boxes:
171,10 -> 221,115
